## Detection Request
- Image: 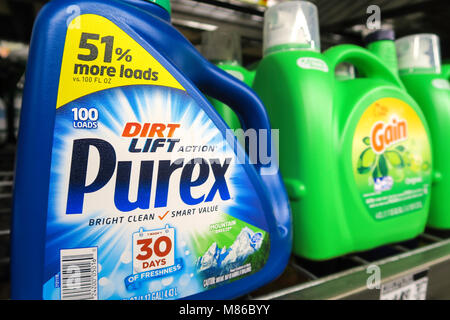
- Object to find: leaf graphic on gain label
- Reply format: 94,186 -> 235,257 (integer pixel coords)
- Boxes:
357,139 -> 408,180
384,150 -> 404,169
363,136 -> 371,146
372,163 -> 382,179
357,147 -> 376,174
378,154 -> 388,176
371,157 -> 388,179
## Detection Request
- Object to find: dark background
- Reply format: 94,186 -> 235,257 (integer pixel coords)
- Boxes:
0,0 -> 448,62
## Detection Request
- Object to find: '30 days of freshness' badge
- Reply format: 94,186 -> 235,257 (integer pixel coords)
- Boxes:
125,225 -> 183,290
133,225 -> 175,273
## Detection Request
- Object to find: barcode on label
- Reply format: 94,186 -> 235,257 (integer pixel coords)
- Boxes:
60,247 -> 98,300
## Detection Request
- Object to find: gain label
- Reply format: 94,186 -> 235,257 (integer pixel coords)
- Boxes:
352,97 -> 432,220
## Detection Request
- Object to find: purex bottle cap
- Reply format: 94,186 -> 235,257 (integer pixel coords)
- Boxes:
201,29 -> 242,65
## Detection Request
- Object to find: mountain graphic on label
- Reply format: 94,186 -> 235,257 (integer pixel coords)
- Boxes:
196,227 -> 264,275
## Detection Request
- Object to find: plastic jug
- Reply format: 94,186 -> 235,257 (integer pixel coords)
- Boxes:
252,1 -> 432,260
442,60 -> 450,81
201,29 -> 255,130
393,34 -> 450,229
10,0 -> 291,300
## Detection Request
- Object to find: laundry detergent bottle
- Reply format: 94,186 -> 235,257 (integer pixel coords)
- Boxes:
201,29 -> 255,130
252,1 -> 432,260
442,61 -> 450,80
10,0 -> 291,300
395,34 -> 450,229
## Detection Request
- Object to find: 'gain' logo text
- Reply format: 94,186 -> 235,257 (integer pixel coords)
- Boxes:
370,117 -> 407,154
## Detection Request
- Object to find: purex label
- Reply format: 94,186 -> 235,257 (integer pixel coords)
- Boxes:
43,14 -> 270,300
352,97 -> 432,220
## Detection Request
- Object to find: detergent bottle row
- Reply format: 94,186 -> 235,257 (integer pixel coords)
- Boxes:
394,34 -> 450,229
10,0 -> 444,300
10,0 -> 291,300
251,1 -> 432,260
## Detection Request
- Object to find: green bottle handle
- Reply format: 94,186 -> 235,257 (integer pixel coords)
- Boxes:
247,69 -> 256,86
442,65 -> 450,81
324,44 -> 404,89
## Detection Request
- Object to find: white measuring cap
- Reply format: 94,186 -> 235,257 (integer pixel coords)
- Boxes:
335,62 -> 356,80
396,33 -> 441,74
263,1 -> 320,56
201,29 -> 242,65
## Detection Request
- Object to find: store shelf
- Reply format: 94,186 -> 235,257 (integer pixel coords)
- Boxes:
0,147 -> 13,300
172,0 -> 263,39
245,231 -> 450,300
173,0 -> 450,57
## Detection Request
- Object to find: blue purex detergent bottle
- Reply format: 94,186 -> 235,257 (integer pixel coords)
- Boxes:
10,0 -> 291,300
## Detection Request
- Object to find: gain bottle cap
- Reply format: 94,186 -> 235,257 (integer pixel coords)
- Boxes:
396,34 -> 442,74
263,1 -> 320,56
364,29 -> 396,44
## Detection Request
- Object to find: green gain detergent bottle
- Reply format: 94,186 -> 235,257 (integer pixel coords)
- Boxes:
202,29 -> 255,130
441,60 -> 450,81
391,34 -> 450,229
252,1 -> 433,260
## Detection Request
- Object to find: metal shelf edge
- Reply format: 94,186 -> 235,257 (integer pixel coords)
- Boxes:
253,238 -> 450,300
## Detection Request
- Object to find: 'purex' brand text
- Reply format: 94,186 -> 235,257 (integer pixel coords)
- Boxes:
65,121 -> 232,214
